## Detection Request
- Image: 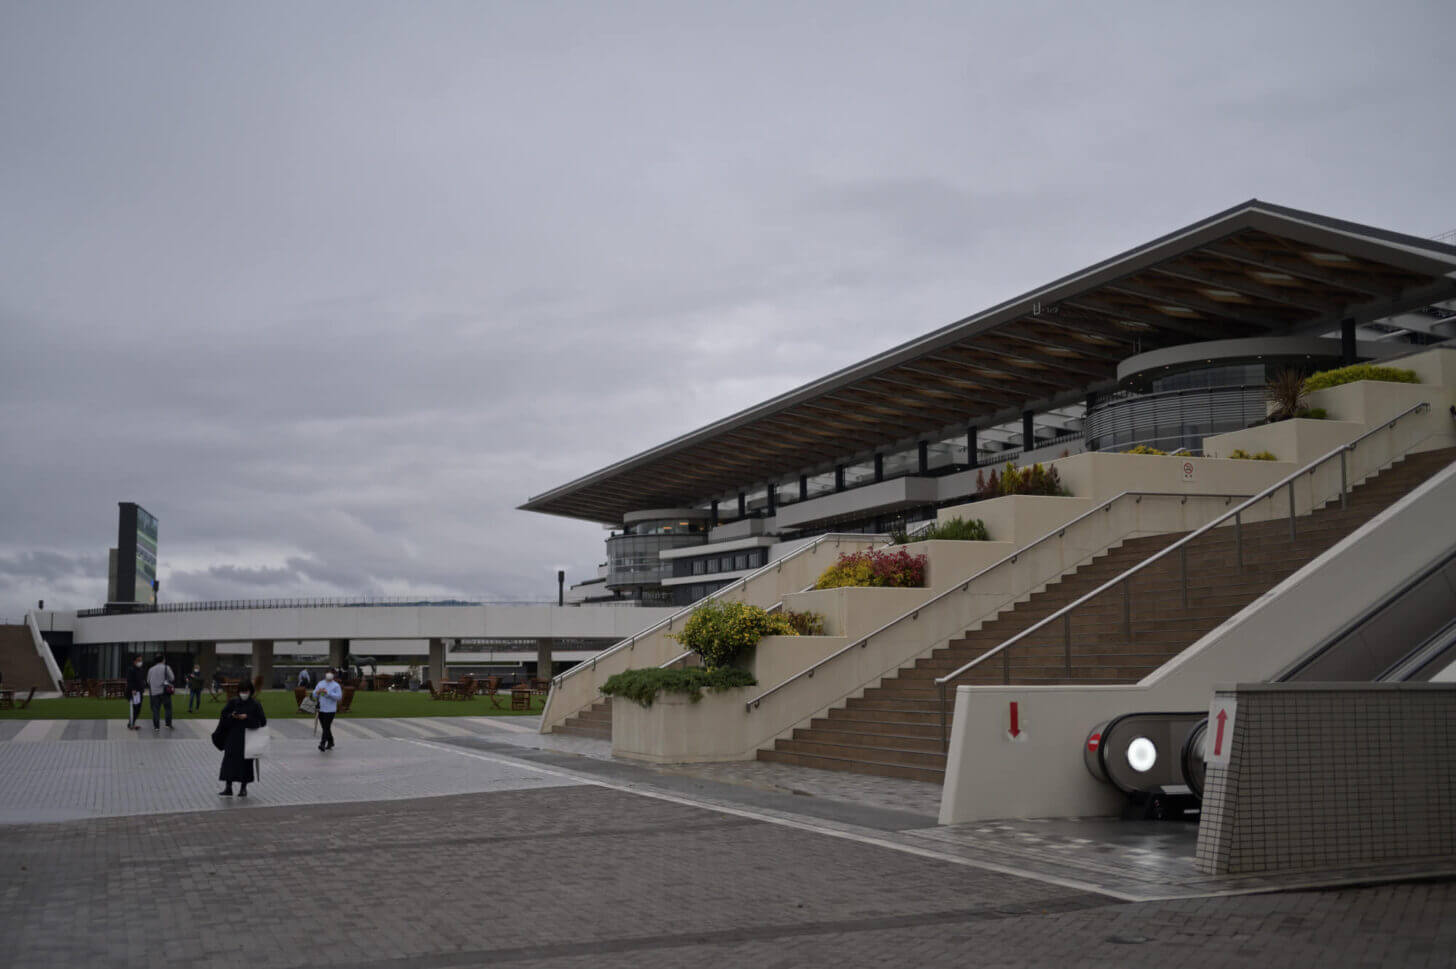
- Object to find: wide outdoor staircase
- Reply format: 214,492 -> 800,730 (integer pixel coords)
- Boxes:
0,623 -> 53,691
758,447 -> 1456,783
556,698 -> 613,739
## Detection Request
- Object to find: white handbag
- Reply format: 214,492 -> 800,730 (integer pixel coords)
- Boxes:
245,725 -> 272,759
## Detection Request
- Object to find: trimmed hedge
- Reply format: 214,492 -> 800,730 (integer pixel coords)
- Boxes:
1229,449 -> 1278,461
600,667 -> 757,707
1303,364 -> 1419,393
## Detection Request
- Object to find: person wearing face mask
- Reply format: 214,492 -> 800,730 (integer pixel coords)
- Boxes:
186,664 -> 205,713
213,681 -> 266,797
312,669 -> 343,752
124,655 -> 147,731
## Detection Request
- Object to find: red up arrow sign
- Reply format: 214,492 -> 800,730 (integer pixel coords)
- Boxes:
1206,698 -> 1236,767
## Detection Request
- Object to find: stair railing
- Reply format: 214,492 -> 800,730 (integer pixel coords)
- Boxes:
744,490 -> 1249,715
934,399 -> 1434,749
540,532 -> 889,728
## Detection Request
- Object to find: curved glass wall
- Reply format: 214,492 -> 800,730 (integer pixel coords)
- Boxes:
1085,372 -> 1268,453
605,531 -> 708,590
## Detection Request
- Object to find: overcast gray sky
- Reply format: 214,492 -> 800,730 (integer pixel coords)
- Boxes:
2,0 -> 1453,615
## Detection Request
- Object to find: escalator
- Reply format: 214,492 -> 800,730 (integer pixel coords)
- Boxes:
1084,542 -> 1456,818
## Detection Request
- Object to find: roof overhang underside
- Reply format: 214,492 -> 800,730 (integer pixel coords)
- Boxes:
522,200 -> 1456,524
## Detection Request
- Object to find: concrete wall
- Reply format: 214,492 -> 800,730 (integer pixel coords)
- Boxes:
939,451 -> 1456,824
938,495 -> 1096,546
540,535 -> 887,733
1195,683 -> 1456,875
611,634 -> 852,764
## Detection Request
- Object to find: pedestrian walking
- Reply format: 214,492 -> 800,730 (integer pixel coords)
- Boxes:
186,664 -> 205,712
312,669 -> 343,752
147,654 -> 175,732
212,682 -> 266,797
125,655 -> 146,730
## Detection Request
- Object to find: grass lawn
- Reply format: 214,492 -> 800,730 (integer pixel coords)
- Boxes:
0,689 -> 546,720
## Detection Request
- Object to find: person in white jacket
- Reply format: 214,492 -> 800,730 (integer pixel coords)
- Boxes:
312,670 -> 343,752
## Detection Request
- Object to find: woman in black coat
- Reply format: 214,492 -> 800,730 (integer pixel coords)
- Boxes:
213,684 -> 266,797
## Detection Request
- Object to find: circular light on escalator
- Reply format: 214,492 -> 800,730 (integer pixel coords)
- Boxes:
1126,737 -> 1157,773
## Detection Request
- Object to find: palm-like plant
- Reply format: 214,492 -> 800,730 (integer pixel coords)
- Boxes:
1266,368 -> 1307,421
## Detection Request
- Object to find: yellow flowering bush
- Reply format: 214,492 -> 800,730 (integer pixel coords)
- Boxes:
671,600 -> 799,669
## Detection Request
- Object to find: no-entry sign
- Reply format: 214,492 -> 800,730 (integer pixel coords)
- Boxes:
1206,697 -> 1237,768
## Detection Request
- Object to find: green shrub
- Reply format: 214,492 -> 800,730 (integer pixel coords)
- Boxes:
904,517 -> 989,542
1123,444 -> 1167,455
1229,449 -> 1278,461
600,667 -> 757,707
1294,407 -> 1328,420
670,600 -> 797,669
813,548 -> 928,589
61,659 -> 77,680
781,610 -> 827,636
1303,364 -> 1419,393
975,462 -> 1067,499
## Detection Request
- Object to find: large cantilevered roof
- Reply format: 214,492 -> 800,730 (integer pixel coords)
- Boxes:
522,200 -> 1456,524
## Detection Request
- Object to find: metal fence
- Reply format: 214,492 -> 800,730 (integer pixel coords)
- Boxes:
75,596 -> 648,617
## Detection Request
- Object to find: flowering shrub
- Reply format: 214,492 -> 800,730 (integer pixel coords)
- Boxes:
974,462 -> 1067,499
1229,449 -> 1278,461
813,548 -> 927,590
671,600 -> 797,669
1123,445 -> 1167,455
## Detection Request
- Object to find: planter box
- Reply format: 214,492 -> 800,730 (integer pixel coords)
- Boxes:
611,634 -> 849,764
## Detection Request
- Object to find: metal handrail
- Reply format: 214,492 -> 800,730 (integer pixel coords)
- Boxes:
552,532 -> 890,688
933,399 -> 1434,744
743,490 -> 1251,713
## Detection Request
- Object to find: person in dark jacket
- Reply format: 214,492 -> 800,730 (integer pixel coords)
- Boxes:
124,655 -> 147,731
186,665 -> 205,712
213,683 -> 267,797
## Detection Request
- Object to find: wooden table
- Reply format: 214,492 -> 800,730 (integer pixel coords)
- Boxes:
0,689 -> 13,709
510,687 -> 531,711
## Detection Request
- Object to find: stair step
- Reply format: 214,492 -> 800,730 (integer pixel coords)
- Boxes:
756,747 -> 946,783
754,446 -> 1456,783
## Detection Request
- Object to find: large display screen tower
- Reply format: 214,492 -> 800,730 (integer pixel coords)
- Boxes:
114,502 -> 159,605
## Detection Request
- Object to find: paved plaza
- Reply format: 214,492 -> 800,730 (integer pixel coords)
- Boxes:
2,716 -> 1454,968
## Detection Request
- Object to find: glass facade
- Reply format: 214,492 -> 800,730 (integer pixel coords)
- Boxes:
673,546 -> 769,578
605,529 -> 707,590
1084,365 -> 1271,453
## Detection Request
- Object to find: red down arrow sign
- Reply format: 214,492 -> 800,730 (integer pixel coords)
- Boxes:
1006,701 -> 1026,742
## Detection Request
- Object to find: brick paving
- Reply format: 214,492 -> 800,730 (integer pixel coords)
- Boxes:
3,720 -> 1454,968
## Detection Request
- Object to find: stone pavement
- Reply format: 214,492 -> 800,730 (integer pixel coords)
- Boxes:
2,716 -> 1455,968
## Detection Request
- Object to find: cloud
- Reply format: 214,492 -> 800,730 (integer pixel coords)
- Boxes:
2,0 -> 1454,615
